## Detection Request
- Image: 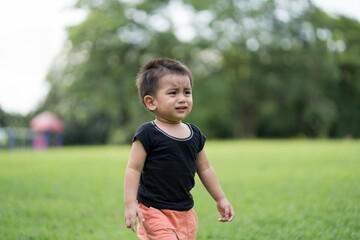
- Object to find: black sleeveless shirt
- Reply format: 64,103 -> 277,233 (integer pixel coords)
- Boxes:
133,121 -> 206,211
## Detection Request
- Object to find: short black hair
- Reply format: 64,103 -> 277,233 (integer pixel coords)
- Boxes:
136,58 -> 193,106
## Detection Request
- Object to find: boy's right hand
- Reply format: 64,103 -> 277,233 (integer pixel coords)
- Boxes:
125,203 -> 145,232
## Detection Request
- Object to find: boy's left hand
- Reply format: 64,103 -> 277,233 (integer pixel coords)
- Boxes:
216,198 -> 235,222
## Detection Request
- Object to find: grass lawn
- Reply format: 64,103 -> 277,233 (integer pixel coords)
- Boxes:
0,140 -> 359,239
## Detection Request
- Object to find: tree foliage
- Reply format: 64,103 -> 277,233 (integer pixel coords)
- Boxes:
40,0 -> 360,144
0,107 -> 30,128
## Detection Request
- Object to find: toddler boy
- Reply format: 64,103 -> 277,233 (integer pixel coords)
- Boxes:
124,58 -> 234,239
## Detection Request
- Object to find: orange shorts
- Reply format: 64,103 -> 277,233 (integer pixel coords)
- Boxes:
137,203 -> 198,240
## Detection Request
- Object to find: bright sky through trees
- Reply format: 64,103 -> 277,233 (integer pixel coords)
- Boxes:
0,0 -> 359,115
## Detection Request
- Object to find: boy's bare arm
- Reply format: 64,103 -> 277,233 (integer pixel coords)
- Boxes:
196,148 -> 235,222
124,140 -> 146,232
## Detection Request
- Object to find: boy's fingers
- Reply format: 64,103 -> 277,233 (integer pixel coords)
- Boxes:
228,206 -> 235,222
137,209 -> 145,222
125,216 -> 137,232
125,218 -> 130,228
224,205 -> 230,218
218,205 -> 235,222
125,218 -> 133,231
229,207 -> 235,222
218,213 -> 224,221
131,222 -> 136,232
131,217 -> 137,232
218,212 -> 227,222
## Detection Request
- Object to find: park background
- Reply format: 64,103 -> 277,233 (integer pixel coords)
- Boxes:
1,0 -> 360,239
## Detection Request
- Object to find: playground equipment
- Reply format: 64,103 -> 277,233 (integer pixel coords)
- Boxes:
0,111 -> 65,151
30,111 -> 64,149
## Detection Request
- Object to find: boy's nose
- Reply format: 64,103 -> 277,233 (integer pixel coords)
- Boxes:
178,95 -> 186,102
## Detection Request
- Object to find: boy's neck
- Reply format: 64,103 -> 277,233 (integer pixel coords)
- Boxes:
154,118 -> 182,126
154,118 -> 191,139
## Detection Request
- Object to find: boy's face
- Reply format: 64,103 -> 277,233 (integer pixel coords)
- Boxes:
148,73 -> 193,124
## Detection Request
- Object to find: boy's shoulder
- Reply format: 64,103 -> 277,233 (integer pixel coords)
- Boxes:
133,122 -> 155,146
136,121 -> 154,134
187,123 -> 207,141
187,122 -> 202,133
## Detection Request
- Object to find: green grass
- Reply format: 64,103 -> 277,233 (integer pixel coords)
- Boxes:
0,140 -> 359,239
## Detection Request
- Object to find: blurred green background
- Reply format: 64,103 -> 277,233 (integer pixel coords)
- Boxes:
1,1 -> 360,239
1,0 -> 360,145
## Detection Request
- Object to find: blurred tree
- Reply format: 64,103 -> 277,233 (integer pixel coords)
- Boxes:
41,0 -> 360,144
325,15 -> 360,137
0,107 -> 30,127
42,0 -> 209,144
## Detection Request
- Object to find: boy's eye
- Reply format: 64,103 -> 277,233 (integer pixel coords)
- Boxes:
169,91 -> 176,95
185,91 -> 192,95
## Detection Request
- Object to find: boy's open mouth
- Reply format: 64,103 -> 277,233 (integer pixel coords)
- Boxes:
176,106 -> 187,110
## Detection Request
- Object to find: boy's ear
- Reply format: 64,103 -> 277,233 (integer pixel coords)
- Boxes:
144,95 -> 156,111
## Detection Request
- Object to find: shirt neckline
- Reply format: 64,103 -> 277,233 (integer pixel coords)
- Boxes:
151,121 -> 193,141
